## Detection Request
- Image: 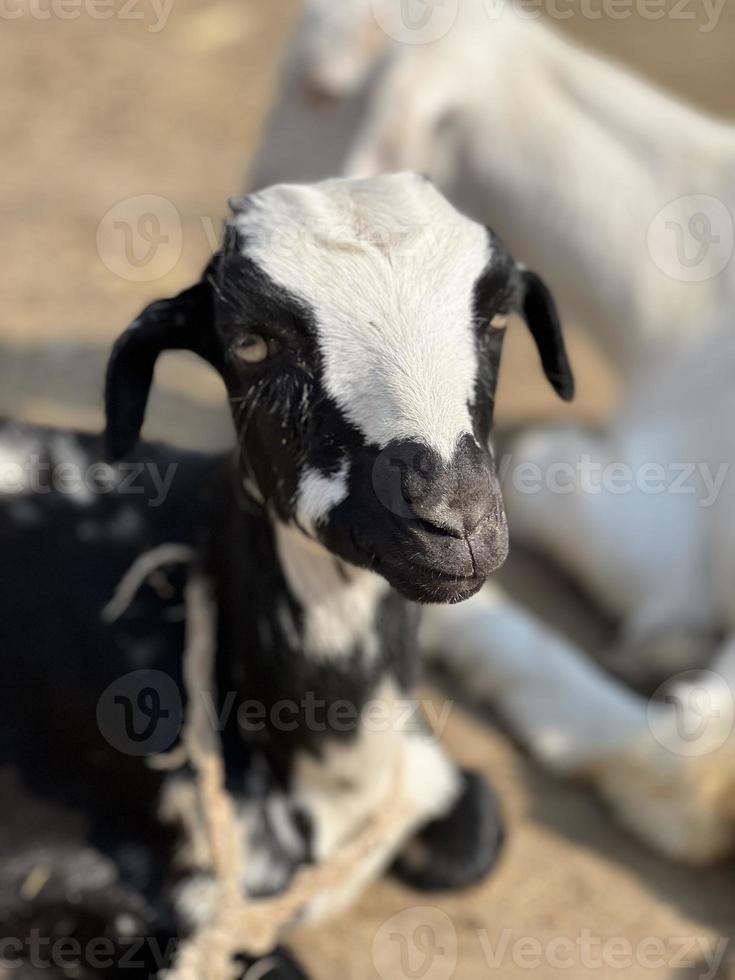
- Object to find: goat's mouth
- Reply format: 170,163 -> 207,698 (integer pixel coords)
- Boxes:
353,535 -> 496,604
321,502 -> 508,604
376,560 -> 488,605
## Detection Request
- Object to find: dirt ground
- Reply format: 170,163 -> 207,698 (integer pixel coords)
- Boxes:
3,1 -> 735,977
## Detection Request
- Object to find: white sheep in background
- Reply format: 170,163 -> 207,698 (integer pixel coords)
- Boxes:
425,282 -> 735,866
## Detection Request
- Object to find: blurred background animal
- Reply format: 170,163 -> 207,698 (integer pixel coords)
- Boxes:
254,0 -> 735,379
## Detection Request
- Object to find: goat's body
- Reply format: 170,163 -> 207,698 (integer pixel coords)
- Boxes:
0,428 -> 209,973
0,423 -> 497,971
0,428 -> 211,956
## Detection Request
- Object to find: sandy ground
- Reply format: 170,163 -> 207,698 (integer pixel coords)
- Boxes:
3,1 -> 735,977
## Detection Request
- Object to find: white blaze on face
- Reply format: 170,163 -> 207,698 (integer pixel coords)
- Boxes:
234,173 -> 492,464
297,462 -> 350,533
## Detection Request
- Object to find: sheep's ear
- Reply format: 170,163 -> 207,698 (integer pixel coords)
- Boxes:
518,268 -> 575,401
105,263 -> 223,461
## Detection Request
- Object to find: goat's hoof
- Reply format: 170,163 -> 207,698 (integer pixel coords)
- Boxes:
392,769 -> 504,891
238,948 -> 309,980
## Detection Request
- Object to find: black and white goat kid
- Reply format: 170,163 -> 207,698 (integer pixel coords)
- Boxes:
1,174 -> 573,978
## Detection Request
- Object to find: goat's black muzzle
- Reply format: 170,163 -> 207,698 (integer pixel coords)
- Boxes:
323,434 -> 509,604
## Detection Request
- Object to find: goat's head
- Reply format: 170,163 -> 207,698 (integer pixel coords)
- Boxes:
106,174 -> 573,604
294,0 -> 508,103
296,0 -> 391,102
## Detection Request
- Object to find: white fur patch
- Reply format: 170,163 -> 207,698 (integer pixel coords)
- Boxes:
297,462 -> 349,534
275,522 -> 387,661
0,430 -> 40,496
234,174 -> 492,462
49,434 -> 95,505
290,678 -> 460,923
293,689 -> 458,861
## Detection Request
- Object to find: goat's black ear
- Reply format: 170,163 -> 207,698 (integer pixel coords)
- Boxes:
105,264 -> 222,461
518,268 -> 575,402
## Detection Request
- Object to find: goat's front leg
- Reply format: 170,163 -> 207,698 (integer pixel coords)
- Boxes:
287,678 -> 504,917
390,766 -> 504,892
169,678 -> 504,942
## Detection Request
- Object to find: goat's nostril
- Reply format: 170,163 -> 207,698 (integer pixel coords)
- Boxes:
412,494 -> 496,540
414,515 -> 463,539
409,505 -> 474,540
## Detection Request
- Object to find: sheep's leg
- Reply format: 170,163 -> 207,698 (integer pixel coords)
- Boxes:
344,49 -> 461,192
420,589 -> 735,863
246,9 -> 391,192
599,636 -> 735,863
420,585 -> 647,774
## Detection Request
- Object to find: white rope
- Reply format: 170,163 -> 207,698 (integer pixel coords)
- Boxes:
101,544 -> 196,624
105,546 -> 411,979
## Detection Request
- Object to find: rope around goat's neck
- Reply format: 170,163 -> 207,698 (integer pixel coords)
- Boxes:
105,547 -> 409,980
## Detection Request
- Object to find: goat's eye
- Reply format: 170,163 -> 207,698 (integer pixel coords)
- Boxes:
233,334 -> 275,365
490,313 -> 509,330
